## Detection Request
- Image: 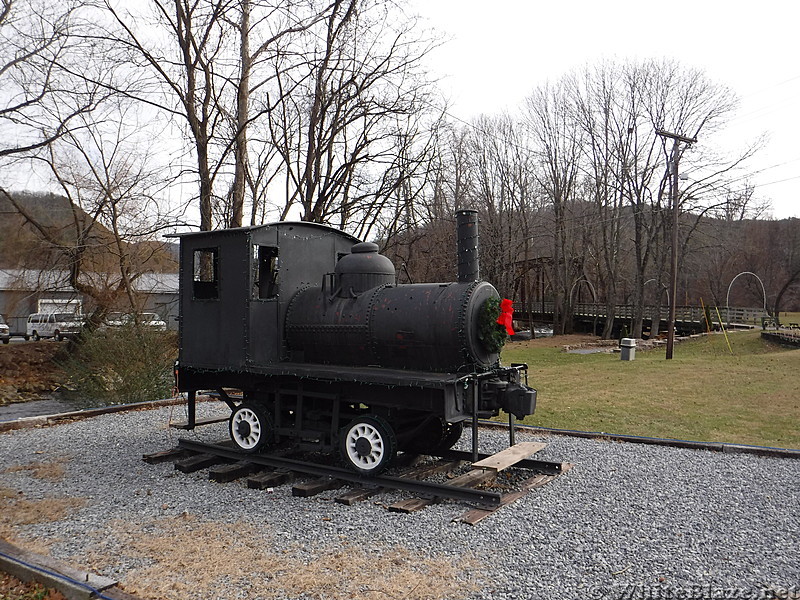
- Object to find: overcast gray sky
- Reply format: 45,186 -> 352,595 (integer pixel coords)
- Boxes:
411,0 -> 800,218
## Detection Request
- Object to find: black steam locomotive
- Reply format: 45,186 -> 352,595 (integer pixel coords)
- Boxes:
173,210 -> 536,475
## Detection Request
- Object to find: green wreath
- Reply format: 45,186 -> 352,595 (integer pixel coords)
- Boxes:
477,296 -> 508,353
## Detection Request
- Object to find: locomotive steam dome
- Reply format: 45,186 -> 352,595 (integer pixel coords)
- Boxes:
334,242 -> 395,295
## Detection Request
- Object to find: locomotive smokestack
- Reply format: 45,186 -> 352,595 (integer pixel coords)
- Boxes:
456,209 -> 480,283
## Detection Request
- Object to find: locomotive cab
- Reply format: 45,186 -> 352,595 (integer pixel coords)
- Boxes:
175,222 -> 359,370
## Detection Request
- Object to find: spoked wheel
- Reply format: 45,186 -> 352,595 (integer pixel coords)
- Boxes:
229,403 -> 273,453
340,415 -> 397,476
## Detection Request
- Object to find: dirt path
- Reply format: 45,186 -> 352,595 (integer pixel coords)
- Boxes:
507,333 -> 601,349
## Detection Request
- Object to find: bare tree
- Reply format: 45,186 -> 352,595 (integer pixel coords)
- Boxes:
382,123 -> 469,285
0,0 -> 110,163
524,79 -> 583,334
96,0 -> 438,233
461,114 -> 537,299
571,63 -> 632,338
2,100 -> 175,323
261,0 -> 441,233
517,59 -> 763,338
227,0 -> 339,227
97,0 -> 242,232
771,219 -> 800,318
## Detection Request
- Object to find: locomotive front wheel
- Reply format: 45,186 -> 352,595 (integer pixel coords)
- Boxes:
229,403 -> 273,453
439,421 -> 464,451
340,416 -> 397,476
404,418 -> 465,454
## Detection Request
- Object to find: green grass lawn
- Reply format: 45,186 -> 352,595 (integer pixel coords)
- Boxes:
502,330 -> 800,449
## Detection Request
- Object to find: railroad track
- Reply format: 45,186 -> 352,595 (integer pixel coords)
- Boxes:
143,439 -> 571,524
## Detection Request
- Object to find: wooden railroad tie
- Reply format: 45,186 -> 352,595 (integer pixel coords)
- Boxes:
173,453 -> 228,474
388,442 -> 549,515
335,487 -> 382,505
208,461 -> 259,483
455,463 -> 574,525
292,476 -> 344,498
142,447 -> 190,464
388,468 -> 498,513
247,470 -> 293,490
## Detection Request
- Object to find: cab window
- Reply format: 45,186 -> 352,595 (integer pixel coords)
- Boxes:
255,245 -> 279,300
193,248 -> 219,299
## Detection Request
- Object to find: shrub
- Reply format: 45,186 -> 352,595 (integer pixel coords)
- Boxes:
60,325 -> 176,406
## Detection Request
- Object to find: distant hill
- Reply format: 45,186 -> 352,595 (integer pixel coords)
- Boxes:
0,190 -> 178,272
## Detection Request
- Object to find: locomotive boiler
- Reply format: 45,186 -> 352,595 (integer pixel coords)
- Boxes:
174,210 -> 536,475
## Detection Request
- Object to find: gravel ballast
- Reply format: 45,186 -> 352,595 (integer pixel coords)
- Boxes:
1,402 -> 798,600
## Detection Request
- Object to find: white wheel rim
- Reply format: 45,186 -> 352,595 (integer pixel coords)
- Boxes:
345,422 -> 385,471
231,408 -> 262,450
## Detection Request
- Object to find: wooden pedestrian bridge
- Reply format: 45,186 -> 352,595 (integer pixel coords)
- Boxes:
524,303 -> 769,336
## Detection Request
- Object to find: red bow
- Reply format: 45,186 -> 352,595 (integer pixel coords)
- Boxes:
496,298 -> 514,336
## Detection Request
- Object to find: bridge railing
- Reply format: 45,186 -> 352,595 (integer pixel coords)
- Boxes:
528,303 -> 767,326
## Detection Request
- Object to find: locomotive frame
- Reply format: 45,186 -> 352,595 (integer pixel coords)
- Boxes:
173,211 -> 536,475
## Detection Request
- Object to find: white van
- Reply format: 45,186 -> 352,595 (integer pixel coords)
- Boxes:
0,315 -> 9,344
26,313 -> 84,341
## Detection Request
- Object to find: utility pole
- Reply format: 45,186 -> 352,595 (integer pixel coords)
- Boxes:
655,129 -> 696,360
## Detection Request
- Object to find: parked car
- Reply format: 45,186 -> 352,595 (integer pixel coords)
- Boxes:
0,315 -> 9,344
103,312 -> 167,331
26,312 -> 85,341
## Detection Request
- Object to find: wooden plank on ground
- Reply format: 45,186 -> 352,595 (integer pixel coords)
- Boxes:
208,461 -> 258,483
470,442 -> 546,472
247,470 -> 292,490
292,477 -> 343,497
174,453 -> 226,473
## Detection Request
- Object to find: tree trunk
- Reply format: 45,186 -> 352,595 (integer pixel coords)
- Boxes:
230,0 -> 251,228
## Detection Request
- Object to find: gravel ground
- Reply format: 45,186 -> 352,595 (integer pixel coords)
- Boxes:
1,402 -> 799,600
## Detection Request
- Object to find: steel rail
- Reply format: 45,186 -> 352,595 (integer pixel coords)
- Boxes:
177,439 -> 503,507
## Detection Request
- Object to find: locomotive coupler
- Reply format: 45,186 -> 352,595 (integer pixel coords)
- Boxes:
481,378 -> 537,420
478,364 -> 537,420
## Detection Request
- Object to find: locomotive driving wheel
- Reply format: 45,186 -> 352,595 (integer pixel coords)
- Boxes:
340,415 -> 397,475
229,403 -> 273,453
